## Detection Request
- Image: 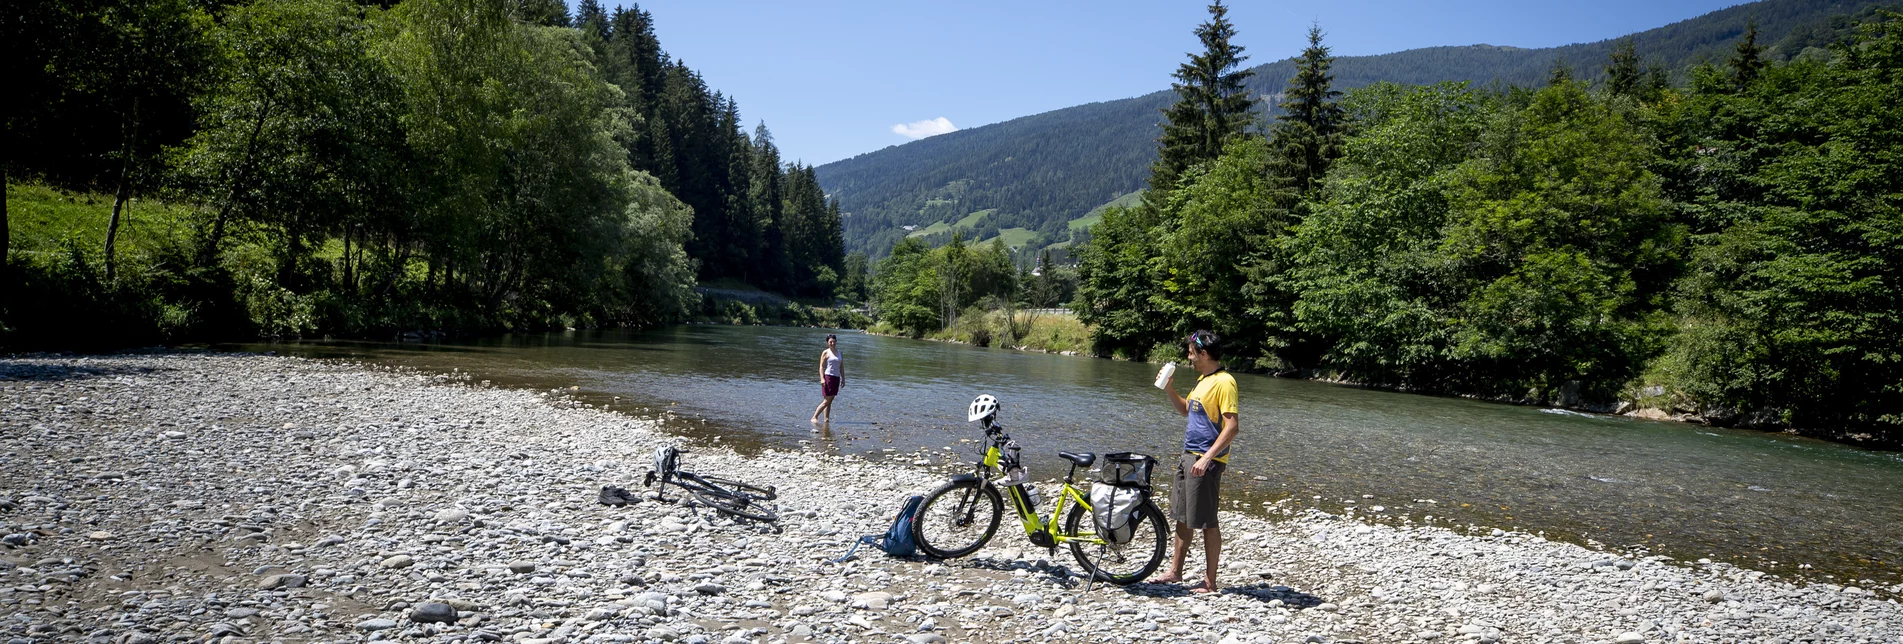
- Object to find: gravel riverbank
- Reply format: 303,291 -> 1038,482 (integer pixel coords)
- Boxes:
2,352 -> 1897,644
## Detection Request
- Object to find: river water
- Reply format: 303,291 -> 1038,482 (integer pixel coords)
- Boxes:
250,324 -> 1903,586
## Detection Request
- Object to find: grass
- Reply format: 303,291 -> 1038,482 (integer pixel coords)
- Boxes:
954,209 -> 995,229
906,208 -> 998,239
906,221 -> 952,238
991,227 -> 1036,249
1069,190 -> 1144,233
7,182 -> 203,261
922,307 -> 1092,354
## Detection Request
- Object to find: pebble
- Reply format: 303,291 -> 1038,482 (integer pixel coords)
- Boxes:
409,602 -> 457,624
356,618 -> 399,632
2,353 -> 1896,644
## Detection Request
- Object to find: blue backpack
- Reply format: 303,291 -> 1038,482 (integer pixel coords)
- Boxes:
832,495 -> 923,562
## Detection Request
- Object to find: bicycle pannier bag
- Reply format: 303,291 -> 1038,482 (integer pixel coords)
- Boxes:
1090,482 -> 1145,544
1091,453 -> 1158,545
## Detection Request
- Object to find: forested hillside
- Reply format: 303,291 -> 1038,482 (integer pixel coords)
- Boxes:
3,0 -> 846,349
818,0 -> 1894,258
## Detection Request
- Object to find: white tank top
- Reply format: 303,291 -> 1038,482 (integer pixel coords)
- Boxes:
824,350 -> 841,377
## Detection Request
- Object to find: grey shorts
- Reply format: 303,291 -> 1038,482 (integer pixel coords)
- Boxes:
1169,452 -> 1225,529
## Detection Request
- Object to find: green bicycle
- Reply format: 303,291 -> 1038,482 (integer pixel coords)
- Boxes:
910,395 -> 1168,585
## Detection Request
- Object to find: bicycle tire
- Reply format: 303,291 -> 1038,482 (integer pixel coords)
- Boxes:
1065,499 -> 1167,585
698,476 -> 777,502
912,479 -> 1003,559
689,485 -> 778,522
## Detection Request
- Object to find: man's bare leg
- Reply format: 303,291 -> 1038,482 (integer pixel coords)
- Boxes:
1191,524 -> 1222,593
1153,522 -> 1192,583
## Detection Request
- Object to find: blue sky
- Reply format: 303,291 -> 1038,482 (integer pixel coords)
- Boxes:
629,1 -> 1748,166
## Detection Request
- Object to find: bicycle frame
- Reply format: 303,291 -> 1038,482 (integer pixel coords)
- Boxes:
974,428 -> 1106,548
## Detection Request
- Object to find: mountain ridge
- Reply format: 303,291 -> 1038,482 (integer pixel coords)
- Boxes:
816,0 -> 1893,258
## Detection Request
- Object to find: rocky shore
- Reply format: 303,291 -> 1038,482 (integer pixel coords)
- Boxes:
2,352 -> 1897,644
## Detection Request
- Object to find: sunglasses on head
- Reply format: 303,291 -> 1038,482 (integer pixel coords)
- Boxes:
1187,333 -> 1207,350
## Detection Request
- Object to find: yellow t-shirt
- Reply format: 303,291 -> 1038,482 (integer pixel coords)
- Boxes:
1184,369 -> 1238,463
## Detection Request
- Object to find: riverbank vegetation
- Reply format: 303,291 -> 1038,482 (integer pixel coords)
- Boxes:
1070,4 -> 1903,441
3,0 -> 846,349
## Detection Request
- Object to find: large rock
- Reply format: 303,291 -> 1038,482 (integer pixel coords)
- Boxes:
409,602 -> 457,624
257,573 -> 306,590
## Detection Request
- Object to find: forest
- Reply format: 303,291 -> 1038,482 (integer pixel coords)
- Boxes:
2,0 -> 846,348
816,0 -> 1899,261
1061,3 -> 1903,441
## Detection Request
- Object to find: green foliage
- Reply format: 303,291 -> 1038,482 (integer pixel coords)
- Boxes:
1149,1 -> 1254,198
869,235 -> 1016,337
815,0 -> 1892,260
1656,13 -> 1903,432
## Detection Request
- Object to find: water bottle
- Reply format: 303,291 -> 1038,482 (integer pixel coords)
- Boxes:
1022,483 -> 1042,510
1153,362 -> 1177,389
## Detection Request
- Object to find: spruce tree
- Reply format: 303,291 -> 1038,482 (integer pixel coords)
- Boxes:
1729,20 -> 1765,91
1547,57 -> 1574,86
1266,25 -> 1344,200
575,0 -> 608,42
1148,0 -> 1254,197
749,123 -> 789,288
1605,38 -> 1643,97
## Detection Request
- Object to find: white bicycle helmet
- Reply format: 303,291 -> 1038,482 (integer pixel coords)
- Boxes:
968,394 -> 1000,423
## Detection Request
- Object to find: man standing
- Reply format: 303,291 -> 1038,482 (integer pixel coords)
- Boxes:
1153,330 -> 1239,593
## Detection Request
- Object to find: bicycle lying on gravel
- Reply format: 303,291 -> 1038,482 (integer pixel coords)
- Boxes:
910,395 -> 1167,585
642,446 -> 779,522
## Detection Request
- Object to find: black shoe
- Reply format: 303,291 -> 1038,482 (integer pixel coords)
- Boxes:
598,485 -> 632,507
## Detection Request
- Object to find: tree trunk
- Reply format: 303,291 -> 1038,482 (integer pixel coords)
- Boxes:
106,99 -> 141,284
201,96 -> 276,267
2,164 -> 10,307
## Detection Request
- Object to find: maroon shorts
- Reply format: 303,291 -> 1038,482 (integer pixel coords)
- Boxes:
821,375 -> 841,397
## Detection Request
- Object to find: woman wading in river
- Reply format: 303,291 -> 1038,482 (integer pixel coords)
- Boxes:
810,334 -> 843,424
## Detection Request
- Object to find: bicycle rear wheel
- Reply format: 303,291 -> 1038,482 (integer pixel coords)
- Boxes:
699,476 -> 777,502
1065,499 -> 1166,585
913,479 -> 1003,559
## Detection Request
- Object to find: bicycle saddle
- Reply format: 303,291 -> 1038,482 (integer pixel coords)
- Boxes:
1057,451 -> 1096,467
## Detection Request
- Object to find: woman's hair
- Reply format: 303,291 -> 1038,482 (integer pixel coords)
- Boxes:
826,334 -> 837,342
1186,330 -> 1223,361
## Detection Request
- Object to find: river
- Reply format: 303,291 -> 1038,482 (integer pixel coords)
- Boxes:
246,324 -> 1903,586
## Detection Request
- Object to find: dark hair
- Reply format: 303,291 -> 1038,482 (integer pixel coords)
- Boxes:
1186,330 -> 1223,361
826,334 -> 837,341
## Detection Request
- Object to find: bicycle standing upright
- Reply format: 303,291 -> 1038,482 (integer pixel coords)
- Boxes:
910,395 -> 1167,585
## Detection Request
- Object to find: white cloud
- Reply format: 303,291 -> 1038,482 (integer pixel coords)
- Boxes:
891,117 -> 958,140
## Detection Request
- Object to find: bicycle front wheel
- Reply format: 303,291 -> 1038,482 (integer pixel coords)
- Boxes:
913,479 -> 1003,559
1065,499 -> 1167,585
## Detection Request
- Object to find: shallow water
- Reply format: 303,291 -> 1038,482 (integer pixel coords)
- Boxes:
245,325 -> 1903,585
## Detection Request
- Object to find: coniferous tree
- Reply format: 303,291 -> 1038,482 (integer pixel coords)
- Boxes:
1729,20 -> 1765,90
511,0 -> 568,27
1266,25 -> 1344,201
575,0 -> 608,42
1148,0 -> 1254,198
1605,38 -> 1644,97
749,123 -> 790,288
1547,57 -> 1574,86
